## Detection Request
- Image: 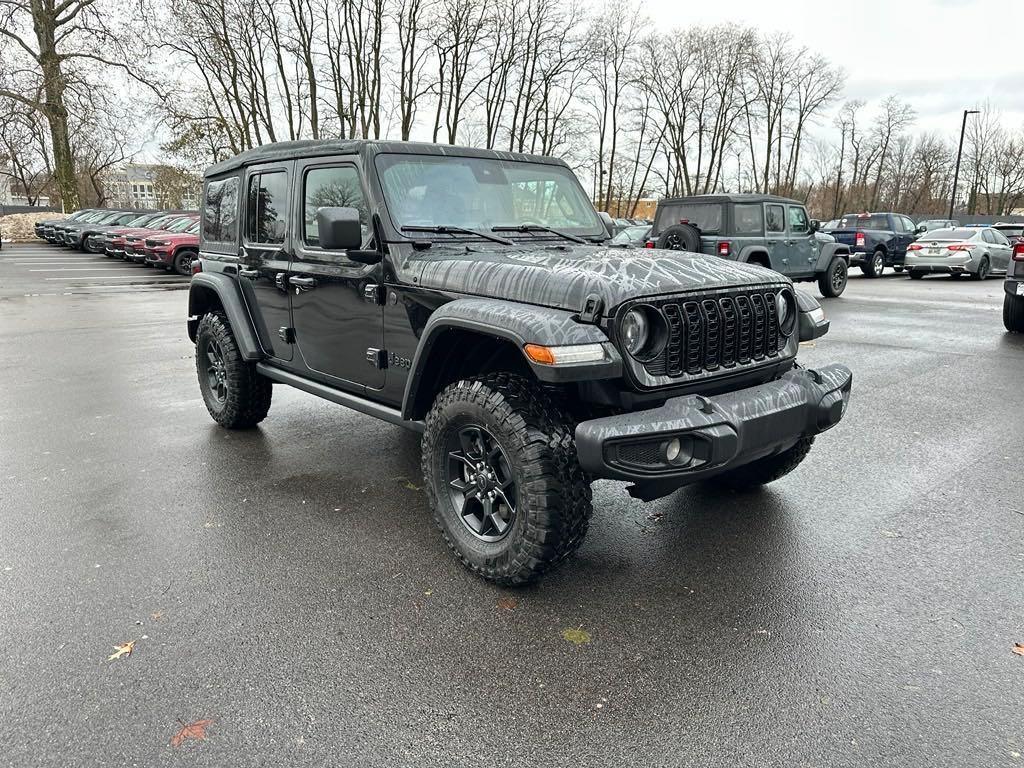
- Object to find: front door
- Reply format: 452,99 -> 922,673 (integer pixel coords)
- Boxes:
239,163 -> 294,361
289,158 -> 385,391
787,204 -> 816,278
763,203 -> 791,275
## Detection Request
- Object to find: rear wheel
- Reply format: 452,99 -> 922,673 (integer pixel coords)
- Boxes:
421,373 -> 592,585
1004,293 -> 1024,332
704,437 -> 815,491
817,256 -> 848,298
861,250 -> 885,278
971,257 -> 990,281
195,312 -> 272,429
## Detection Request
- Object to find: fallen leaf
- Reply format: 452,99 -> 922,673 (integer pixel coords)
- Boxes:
423,589 -> 433,596
108,641 -> 135,661
561,627 -> 591,646
171,718 -> 214,748
150,611 -> 163,621
496,597 -> 517,611
1013,643 -> 1024,657
401,479 -> 422,491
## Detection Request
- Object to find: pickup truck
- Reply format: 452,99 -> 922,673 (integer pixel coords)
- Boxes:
829,212 -> 919,278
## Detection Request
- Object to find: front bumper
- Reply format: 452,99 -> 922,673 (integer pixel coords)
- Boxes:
575,363 -> 852,499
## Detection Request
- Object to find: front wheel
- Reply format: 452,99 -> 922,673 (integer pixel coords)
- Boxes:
421,373 -> 592,586
817,256 -> 848,298
1004,293 -> 1024,332
195,312 -> 272,429
174,249 -> 197,276
704,437 -> 814,491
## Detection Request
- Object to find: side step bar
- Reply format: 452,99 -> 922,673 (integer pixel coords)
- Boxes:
255,363 -> 424,433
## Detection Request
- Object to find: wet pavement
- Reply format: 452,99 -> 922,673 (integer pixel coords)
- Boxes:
1,242 -> 1021,766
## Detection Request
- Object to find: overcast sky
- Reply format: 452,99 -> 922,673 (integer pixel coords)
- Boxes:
642,0 -> 1024,138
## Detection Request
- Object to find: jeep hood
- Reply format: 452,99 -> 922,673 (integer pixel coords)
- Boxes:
405,244 -> 785,313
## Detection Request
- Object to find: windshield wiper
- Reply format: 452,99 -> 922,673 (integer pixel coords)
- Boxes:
491,224 -> 589,244
400,225 -> 513,246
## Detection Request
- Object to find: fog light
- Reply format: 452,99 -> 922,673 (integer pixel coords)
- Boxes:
665,438 -> 681,462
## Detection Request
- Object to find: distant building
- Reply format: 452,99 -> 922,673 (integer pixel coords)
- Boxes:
103,164 -> 200,210
0,168 -> 51,207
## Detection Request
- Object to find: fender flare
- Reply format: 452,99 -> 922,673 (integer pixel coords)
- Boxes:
187,271 -> 263,360
736,245 -> 771,268
814,242 -> 851,273
401,298 -> 621,420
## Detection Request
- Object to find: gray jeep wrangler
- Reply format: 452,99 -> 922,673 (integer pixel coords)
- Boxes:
187,141 -> 853,585
651,194 -> 851,298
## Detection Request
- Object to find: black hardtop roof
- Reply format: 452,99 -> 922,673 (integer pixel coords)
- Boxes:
658,193 -> 804,206
204,139 -> 567,178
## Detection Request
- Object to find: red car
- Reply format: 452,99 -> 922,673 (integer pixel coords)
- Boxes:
144,220 -> 200,275
103,213 -> 195,260
123,215 -> 198,264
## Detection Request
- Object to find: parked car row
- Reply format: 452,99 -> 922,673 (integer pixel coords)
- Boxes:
34,207 -> 200,275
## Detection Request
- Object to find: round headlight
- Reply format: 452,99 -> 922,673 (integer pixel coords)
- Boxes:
620,308 -> 649,356
775,290 -> 796,335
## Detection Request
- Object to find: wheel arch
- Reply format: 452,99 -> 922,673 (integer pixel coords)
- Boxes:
187,272 -> 262,360
401,298 -> 621,421
737,246 -> 772,269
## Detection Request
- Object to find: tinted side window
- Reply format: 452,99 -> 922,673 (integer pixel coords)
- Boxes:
992,230 -> 1010,245
733,204 -> 763,235
900,216 -> 915,232
203,177 -> 239,244
788,206 -> 809,234
303,166 -> 369,247
766,205 -> 785,233
981,229 -> 995,244
891,216 -> 906,233
246,171 -> 288,244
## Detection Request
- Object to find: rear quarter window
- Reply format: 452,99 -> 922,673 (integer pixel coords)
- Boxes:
202,176 -> 240,247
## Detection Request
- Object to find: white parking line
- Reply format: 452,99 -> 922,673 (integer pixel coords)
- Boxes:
45,275 -> 185,281
29,268 -> 147,272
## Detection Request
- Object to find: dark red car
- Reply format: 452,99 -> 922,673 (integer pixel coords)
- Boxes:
103,213 -> 194,260
144,220 -> 200,275
123,215 -> 198,264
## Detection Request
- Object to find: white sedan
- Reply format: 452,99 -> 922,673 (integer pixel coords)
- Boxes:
905,227 -> 1012,280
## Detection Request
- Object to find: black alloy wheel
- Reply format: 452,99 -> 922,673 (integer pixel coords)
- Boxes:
203,337 -> 229,407
446,424 -> 517,542
174,250 -> 195,276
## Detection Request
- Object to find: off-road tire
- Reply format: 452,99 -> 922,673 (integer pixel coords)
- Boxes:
704,436 -> 815,491
971,257 -> 989,281
862,250 -> 885,278
195,311 -> 272,429
656,223 -> 702,253
818,255 -> 848,298
421,373 -> 592,586
174,249 -> 197,276
1004,293 -> 1024,332
908,270 -> 924,280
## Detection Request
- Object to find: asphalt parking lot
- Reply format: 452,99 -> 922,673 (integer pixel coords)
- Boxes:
1,242 -> 1021,767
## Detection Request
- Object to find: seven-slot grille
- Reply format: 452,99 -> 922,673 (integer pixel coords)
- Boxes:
643,288 -> 783,378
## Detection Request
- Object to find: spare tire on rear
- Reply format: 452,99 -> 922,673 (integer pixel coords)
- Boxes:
656,223 -> 702,252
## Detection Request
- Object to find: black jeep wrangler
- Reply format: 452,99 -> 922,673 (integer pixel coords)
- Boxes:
187,141 -> 853,585
651,194 -> 851,298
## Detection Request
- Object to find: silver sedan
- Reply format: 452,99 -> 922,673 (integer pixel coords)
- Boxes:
905,227 -> 1013,280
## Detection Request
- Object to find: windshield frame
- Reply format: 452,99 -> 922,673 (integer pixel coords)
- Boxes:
373,152 -> 606,244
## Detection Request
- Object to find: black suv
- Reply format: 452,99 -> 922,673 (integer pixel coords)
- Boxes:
650,195 -> 851,298
188,141 -> 853,585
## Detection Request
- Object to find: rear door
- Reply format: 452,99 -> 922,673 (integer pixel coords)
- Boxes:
786,204 -> 816,277
288,157 -> 384,391
239,162 -> 294,361
763,203 -> 791,275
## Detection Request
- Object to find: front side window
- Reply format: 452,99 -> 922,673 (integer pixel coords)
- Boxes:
376,154 -> 604,238
303,165 -> 369,247
203,177 -> 239,244
766,204 -> 785,233
788,206 -> 809,234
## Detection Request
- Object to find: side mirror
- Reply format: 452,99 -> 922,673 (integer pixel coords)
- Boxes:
915,225 -> 927,234
597,211 -> 615,237
316,207 -> 363,251
810,219 -> 820,232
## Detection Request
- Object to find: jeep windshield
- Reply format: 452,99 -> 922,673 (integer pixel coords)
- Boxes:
654,202 -> 722,234
375,154 -> 605,242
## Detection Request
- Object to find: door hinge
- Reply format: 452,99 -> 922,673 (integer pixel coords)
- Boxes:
278,326 -> 295,343
363,283 -> 386,305
366,348 -> 388,369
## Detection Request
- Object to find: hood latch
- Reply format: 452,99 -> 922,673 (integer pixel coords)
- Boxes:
576,293 -> 603,324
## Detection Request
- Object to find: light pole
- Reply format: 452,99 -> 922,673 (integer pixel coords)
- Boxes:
949,109 -> 979,219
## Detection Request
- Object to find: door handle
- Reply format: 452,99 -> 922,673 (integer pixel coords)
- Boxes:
290,276 -> 317,291
238,268 -> 259,279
